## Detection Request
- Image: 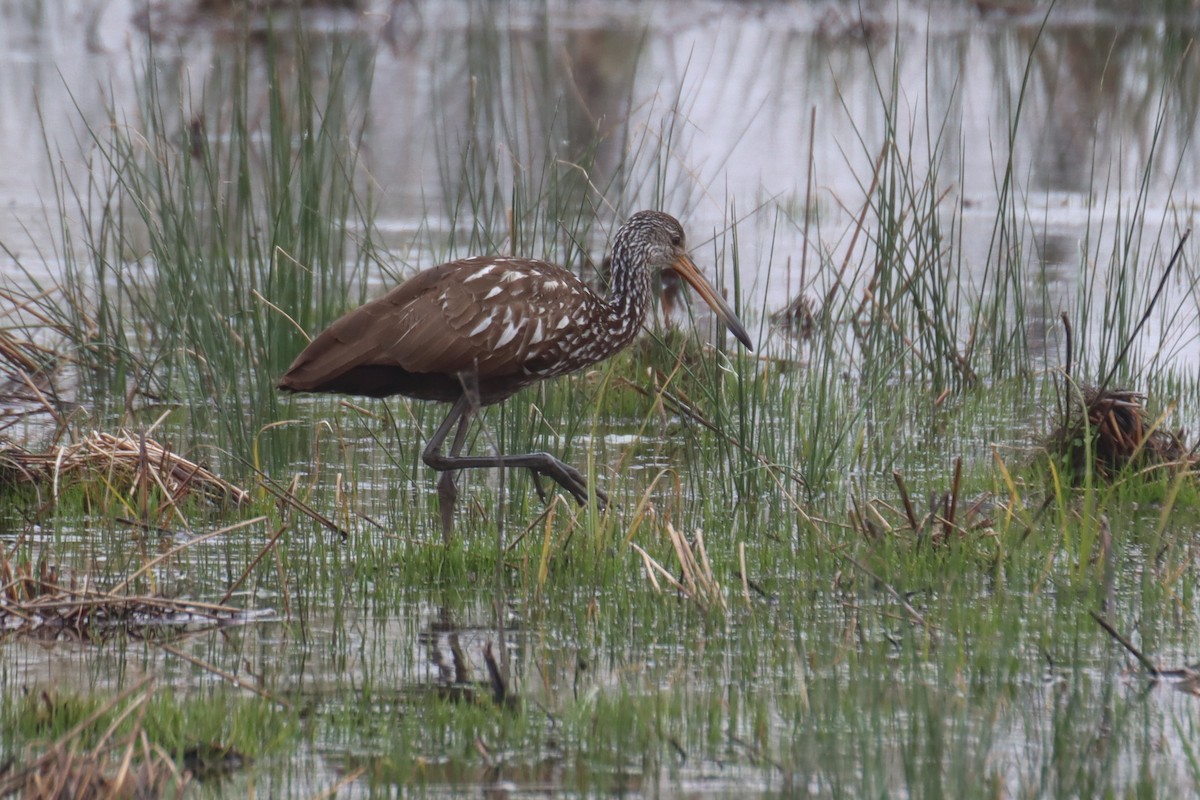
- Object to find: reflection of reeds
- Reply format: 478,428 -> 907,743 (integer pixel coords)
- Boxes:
0,552 -> 244,642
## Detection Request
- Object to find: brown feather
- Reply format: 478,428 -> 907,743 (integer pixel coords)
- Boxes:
278,256 -> 607,403
280,210 -> 751,411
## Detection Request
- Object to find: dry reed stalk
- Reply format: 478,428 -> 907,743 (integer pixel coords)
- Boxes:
630,542 -> 686,596
633,522 -> 727,614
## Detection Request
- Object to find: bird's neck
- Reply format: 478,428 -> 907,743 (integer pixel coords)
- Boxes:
603,243 -> 651,344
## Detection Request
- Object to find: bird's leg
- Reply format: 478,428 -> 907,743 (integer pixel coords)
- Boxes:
422,400 -> 606,512
525,458 -> 607,510
423,396 -> 474,542
529,471 -> 549,504
436,415 -> 473,542
435,470 -> 456,542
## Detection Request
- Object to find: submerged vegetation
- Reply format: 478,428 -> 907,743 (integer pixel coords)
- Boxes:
1,2 -> 1200,796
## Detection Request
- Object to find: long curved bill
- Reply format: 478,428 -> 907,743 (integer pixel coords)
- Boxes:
671,253 -> 754,351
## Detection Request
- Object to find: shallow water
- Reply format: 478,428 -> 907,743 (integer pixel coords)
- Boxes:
2,2 -> 1200,798
4,445 -> 1199,797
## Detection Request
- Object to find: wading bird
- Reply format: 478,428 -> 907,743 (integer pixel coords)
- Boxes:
279,210 -> 753,538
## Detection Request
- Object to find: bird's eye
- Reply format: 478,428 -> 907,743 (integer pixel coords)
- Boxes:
670,233 -> 682,247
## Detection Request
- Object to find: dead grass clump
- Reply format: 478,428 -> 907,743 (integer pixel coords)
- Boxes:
1,741 -> 186,800
632,522 -> 726,613
0,289 -> 64,432
0,430 -> 249,508
1050,386 -> 1192,480
0,682 -> 190,799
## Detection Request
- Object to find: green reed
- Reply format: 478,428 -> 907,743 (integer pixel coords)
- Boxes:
25,29 -> 380,477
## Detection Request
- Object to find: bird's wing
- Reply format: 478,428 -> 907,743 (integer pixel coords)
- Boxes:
396,257 -> 597,378
283,257 -> 596,388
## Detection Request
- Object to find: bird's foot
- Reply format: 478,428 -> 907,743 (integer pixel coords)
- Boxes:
529,463 -> 607,511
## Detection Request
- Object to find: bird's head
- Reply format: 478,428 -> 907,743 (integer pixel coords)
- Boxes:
623,210 -> 689,270
615,210 -> 754,351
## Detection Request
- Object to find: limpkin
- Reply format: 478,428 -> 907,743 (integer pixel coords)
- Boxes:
279,210 -> 753,538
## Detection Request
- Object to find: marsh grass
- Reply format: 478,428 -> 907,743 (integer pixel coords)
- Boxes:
15,29 -> 381,481
3,6 -> 1200,799
0,680 -> 292,795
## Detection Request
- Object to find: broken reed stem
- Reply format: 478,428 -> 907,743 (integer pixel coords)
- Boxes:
631,524 -> 727,613
666,522 -> 726,613
892,470 -> 920,532
253,468 -> 352,540
220,521 -> 289,605
943,457 -> 962,540
1089,610 -> 1160,677
825,141 -> 887,311
666,522 -> 700,599
630,542 -> 685,594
